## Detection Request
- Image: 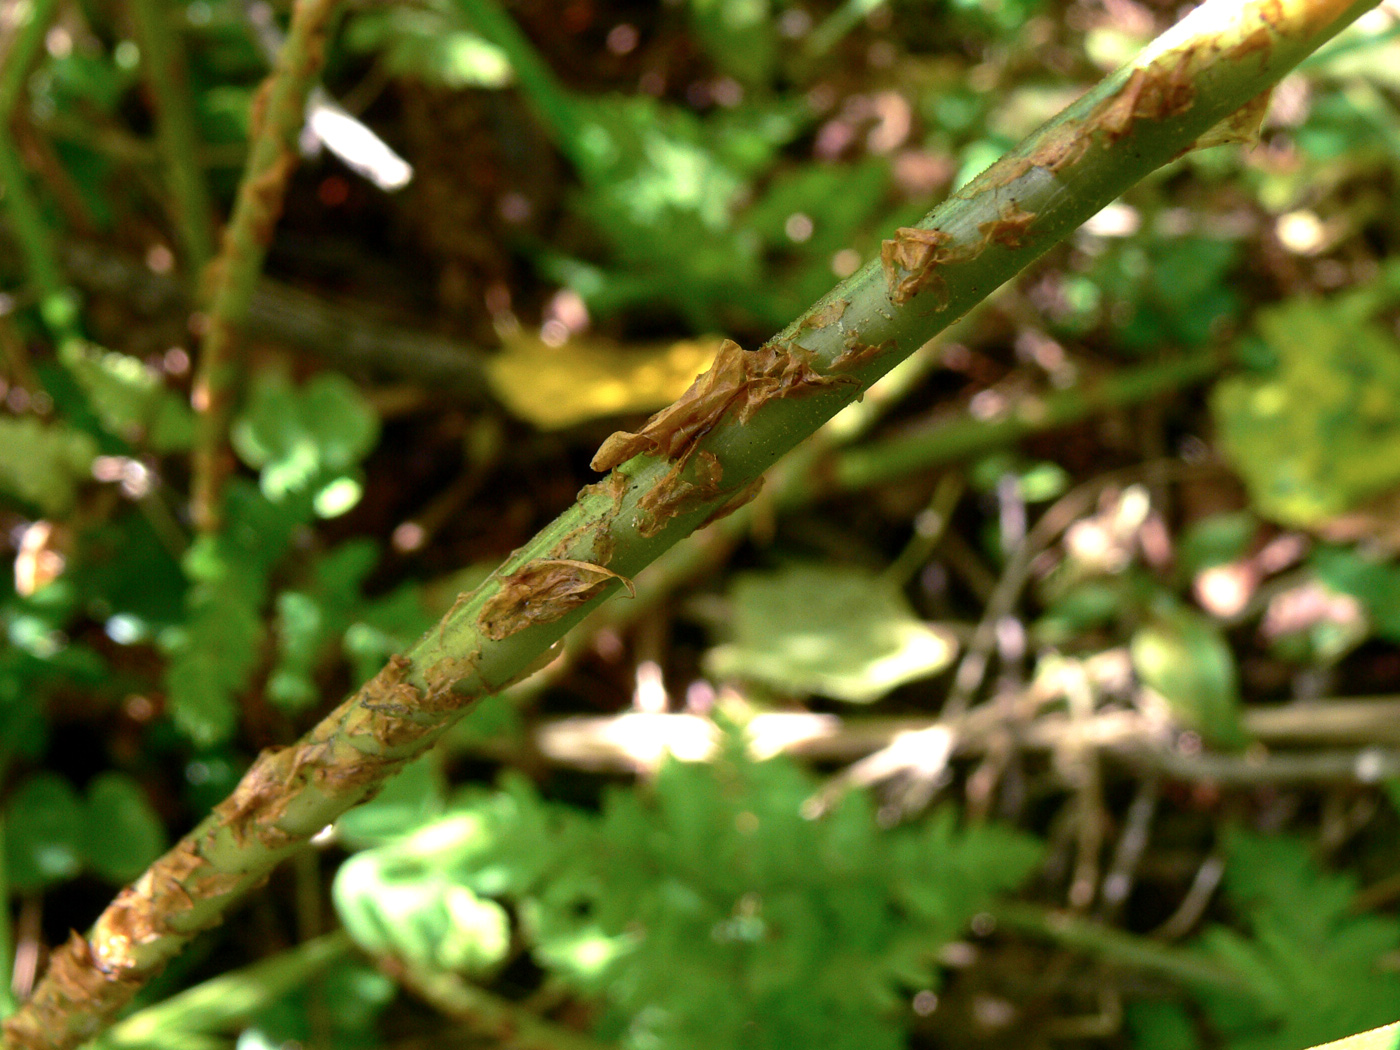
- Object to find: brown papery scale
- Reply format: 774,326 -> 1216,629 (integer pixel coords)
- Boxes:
590,339 -> 855,472
478,559 -> 635,641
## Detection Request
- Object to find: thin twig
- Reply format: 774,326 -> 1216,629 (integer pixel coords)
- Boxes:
382,954 -> 613,1050
1098,778 -> 1160,917
527,698 -> 1400,782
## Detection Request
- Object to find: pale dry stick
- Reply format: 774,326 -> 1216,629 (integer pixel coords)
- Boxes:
1061,660 -> 1107,911
1097,778 -> 1160,917
1151,851 -> 1227,941
820,462 -> 1215,818
529,698 -> 1400,777
189,0 -> 345,535
3,2 -> 1379,1046
945,460 -> 1215,721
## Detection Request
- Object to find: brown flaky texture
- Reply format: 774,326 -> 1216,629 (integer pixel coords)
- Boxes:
879,226 -> 958,306
478,559 -> 635,640
590,339 -> 856,473
1,649 -> 477,1050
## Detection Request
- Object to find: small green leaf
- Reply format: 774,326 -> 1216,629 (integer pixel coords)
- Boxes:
1131,603 -> 1248,748
0,418 -> 97,516
4,773 -> 85,891
232,372 -> 378,504
706,564 -> 958,702
83,772 -> 166,883
60,341 -> 195,450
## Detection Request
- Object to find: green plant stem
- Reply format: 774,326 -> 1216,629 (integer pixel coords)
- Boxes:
449,0 -> 582,161
0,124 -> 80,340
0,0 -> 58,119
828,350 -> 1221,495
0,813 -> 14,1019
0,0 -> 77,340
383,955 -> 612,1050
100,932 -> 351,1049
2,1 -> 1377,1046
129,0 -> 217,272
565,347 -> 1215,658
189,0 -> 343,536
989,901 -> 1255,996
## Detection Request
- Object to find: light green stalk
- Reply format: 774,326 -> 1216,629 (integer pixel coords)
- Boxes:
0,0 -> 79,344
128,0 -> 217,272
189,0 -> 342,535
1,0 -> 1378,1047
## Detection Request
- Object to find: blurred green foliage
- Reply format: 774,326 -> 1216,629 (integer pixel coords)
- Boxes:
1132,834 -> 1400,1050
705,563 -> 958,702
1214,267 -> 1400,527
335,729 -> 1042,1050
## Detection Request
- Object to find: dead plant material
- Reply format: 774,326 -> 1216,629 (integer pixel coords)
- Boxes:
1092,51 -> 1196,142
795,297 -> 849,337
700,475 -> 766,529
421,655 -> 485,701
478,559 -> 636,641
637,450 -> 727,537
211,745 -> 300,849
1194,88 -> 1272,149
0,933 -> 145,1049
360,654 -> 433,750
591,339 -> 855,472
977,200 -> 1038,250
831,333 -> 896,374
880,226 -> 957,305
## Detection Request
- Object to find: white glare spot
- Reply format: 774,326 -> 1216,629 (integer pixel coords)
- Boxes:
1276,210 -> 1326,254
146,244 -> 175,274
633,659 -> 668,714
912,991 -> 939,1016
831,248 -> 861,277
540,318 -> 569,346
45,26 -> 71,57
606,23 -> 638,54
1082,202 -> 1141,237
785,213 -> 815,243
392,521 -> 426,552
306,92 -> 413,191
105,615 -> 146,645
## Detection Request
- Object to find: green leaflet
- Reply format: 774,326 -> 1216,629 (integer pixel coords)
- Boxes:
1196,833 -> 1400,1050
231,369 -> 378,514
705,563 -> 958,703
0,417 -> 97,516
1213,269 -> 1400,526
4,771 -> 164,891
334,726 -> 1041,1050
1130,600 -> 1248,749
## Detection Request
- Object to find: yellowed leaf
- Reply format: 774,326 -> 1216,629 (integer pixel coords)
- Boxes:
487,332 -> 724,430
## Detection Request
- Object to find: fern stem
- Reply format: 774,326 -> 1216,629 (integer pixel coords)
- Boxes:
188,0 -> 343,536
990,902 -> 1256,995
1,0 -> 1378,1046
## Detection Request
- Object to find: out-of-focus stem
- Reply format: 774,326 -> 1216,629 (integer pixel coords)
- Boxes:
189,0 -> 343,535
129,0 -> 217,272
